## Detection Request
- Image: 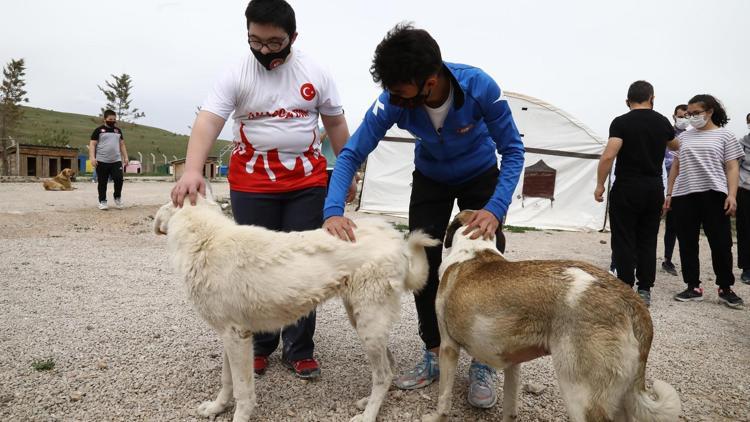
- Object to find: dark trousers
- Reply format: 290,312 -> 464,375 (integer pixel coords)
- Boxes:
96,161 -> 123,202
737,187 -> 750,270
671,190 -> 735,288
409,166 -> 506,350
663,209 -> 678,261
609,182 -> 663,291
230,187 -> 325,361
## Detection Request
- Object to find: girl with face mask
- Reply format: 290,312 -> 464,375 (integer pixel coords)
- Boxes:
664,95 -> 744,308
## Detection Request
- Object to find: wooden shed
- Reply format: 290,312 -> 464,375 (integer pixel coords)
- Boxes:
170,156 -> 218,181
2,144 -> 79,177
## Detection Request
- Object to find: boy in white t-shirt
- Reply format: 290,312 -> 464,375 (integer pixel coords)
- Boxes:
171,0 -> 356,380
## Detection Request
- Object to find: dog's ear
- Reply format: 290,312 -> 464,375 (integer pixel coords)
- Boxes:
444,210 -> 476,248
153,202 -> 174,235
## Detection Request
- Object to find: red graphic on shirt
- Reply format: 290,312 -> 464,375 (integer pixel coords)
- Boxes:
228,123 -> 327,193
300,83 -> 316,101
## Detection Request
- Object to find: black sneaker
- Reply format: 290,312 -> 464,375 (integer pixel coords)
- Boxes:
637,290 -> 651,308
661,260 -> 678,276
718,288 -> 744,309
741,270 -> 750,285
674,287 -> 703,302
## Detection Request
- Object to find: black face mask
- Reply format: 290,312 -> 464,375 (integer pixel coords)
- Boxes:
249,35 -> 292,70
389,80 -> 430,109
105,121 -> 116,127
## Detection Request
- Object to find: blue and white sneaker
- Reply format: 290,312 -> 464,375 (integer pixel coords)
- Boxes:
468,360 -> 497,408
393,349 -> 439,390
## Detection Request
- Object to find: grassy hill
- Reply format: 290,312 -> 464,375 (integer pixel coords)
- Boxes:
11,106 -> 230,161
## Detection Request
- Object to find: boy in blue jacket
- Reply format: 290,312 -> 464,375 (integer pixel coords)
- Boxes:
324,23 -> 524,408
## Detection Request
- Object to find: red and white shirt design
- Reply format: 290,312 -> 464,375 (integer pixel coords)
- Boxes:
202,49 -> 343,193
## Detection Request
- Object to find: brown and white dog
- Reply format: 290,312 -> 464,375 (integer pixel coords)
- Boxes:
42,168 -> 76,191
422,210 -> 681,422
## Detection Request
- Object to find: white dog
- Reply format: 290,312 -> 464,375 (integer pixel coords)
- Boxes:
154,194 -> 438,422
422,210 -> 681,422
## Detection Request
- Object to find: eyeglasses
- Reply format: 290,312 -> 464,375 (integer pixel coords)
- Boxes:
248,37 -> 288,53
685,110 -> 706,117
388,80 -> 428,108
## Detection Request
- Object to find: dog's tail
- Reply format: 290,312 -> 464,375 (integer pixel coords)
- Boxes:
403,230 -> 440,292
625,308 -> 681,421
625,378 -> 681,422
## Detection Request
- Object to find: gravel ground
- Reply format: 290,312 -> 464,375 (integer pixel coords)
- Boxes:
0,181 -> 748,421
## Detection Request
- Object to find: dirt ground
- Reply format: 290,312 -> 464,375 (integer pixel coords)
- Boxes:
0,180 -> 748,421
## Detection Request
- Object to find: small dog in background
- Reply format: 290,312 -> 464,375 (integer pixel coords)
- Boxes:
43,168 -> 76,191
422,210 -> 681,422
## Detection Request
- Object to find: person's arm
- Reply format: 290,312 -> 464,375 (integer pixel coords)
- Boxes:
323,93 -> 396,241
666,137 -> 680,151
320,113 -> 357,203
725,159 -> 740,216
170,110 -> 226,206
88,140 -> 98,168
663,157 -> 680,214
119,139 -> 129,167
594,138 -> 622,202
462,76 -> 525,240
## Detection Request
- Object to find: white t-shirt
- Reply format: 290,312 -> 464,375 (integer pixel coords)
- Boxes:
425,83 -> 453,131
202,48 -> 343,193
673,127 -> 743,197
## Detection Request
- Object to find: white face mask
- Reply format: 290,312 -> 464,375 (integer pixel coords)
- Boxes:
747,123 -> 750,131
689,114 -> 708,129
674,117 -> 690,130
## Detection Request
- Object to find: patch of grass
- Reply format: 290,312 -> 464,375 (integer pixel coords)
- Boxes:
504,225 -> 539,234
31,358 -> 55,371
391,223 -> 409,233
12,106 -> 229,160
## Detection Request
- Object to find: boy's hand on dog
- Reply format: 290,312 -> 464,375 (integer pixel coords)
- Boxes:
462,209 -> 499,240
324,216 -> 358,242
171,170 -> 206,207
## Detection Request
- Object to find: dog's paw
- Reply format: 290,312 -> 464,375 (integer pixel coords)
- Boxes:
355,396 -> 369,411
231,399 -> 254,422
422,412 -> 448,422
197,400 -> 229,418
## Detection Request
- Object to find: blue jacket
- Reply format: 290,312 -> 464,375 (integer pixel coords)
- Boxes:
324,62 -> 525,220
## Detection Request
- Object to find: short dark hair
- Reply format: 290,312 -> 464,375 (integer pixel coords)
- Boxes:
746,112 -> 750,121
245,0 -> 295,36
673,104 -> 688,115
627,80 -> 654,103
103,110 -> 116,118
689,94 -> 730,127
370,23 -> 443,89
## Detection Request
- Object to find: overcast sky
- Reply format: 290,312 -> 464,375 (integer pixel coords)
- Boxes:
2,0 -> 749,144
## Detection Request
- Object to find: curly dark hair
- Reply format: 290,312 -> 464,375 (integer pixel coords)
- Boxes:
689,94 -> 730,127
245,0 -> 295,36
370,23 -> 443,89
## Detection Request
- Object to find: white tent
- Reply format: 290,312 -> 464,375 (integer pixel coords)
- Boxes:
357,92 -> 609,231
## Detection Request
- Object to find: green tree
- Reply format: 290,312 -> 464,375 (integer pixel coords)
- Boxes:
98,73 -> 145,123
0,58 -> 29,175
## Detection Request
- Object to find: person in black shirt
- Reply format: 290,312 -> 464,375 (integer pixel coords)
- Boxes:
594,81 -> 679,306
88,110 -> 129,210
